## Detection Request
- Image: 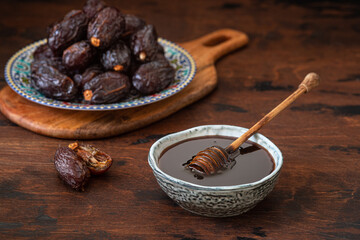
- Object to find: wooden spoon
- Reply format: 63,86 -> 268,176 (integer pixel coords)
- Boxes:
184,72 -> 321,175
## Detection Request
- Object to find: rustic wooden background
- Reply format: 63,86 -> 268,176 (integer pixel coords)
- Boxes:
0,0 -> 359,239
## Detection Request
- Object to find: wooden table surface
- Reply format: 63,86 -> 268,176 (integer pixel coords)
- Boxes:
1,0 -> 359,239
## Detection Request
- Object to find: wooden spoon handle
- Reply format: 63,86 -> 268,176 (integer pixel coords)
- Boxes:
225,72 -> 320,153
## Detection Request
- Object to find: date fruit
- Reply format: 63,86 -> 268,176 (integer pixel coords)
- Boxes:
87,7 -> 125,49
31,63 -> 78,101
152,52 -> 170,65
48,10 -> 88,54
34,0 -> 175,104
123,14 -> 146,37
83,71 -> 131,104
33,44 -> 56,60
54,146 -> 90,191
83,0 -> 107,19
69,142 -> 113,175
63,41 -> 95,71
31,57 -> 68,75
101,41 -> 131,72
132,60 -> 175,95
74,64 -> 103,88
130,25 -> 159,62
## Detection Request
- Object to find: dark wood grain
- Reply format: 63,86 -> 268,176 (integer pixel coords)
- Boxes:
1,0 -> 360,239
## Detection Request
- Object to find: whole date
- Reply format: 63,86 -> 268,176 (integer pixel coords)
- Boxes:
123,14 -> 145,37
63,41 -> 95,71
130,25 -> 159,62
31,63 -> 78,101
132,60 -> 175,95
83,0 -> 107,19
87,7 -> 125,49
83,71 -> 131,104
101,41 -> 131,72
73,64 -> 103,88
33,43 -> 56,61
54,146 -> 90,191
48,10 -> 88,54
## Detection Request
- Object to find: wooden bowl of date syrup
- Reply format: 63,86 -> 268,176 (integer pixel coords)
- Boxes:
148,73 -> 320,217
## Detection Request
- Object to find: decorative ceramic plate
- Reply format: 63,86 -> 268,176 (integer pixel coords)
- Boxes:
4,38 -> 196,111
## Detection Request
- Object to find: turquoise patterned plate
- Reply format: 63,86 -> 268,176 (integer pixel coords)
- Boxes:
4,38 -> 196,111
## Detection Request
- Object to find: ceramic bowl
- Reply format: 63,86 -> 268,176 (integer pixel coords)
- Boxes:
148,125 -> 283,217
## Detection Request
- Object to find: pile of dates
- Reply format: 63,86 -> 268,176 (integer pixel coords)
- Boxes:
54,142 -> 113,191
31,0 -> 175,104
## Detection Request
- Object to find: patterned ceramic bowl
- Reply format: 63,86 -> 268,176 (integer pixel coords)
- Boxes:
148,125 -> 283,217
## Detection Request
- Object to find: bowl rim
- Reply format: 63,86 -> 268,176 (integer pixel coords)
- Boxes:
148,124 -> 283,191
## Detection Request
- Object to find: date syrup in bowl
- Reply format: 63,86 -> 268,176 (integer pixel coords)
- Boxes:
148,125 -> 283,217
159,136 -> 274,186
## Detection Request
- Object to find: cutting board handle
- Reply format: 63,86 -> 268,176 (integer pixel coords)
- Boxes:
186,29 -> 249,62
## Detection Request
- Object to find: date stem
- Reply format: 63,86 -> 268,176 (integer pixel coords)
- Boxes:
68,142 -> 79,150
139,51 -> 146,61
83,90 -> 93,101
113,65 -> 124,71
90,37 -> 100,47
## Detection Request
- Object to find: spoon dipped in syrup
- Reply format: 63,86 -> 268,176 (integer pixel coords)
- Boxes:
183,72 -> 320,176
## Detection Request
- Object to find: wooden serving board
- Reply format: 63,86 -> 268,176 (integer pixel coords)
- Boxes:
0,29 -> 248,139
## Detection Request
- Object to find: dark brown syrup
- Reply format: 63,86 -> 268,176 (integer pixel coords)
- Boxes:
159,136 -> 274,186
